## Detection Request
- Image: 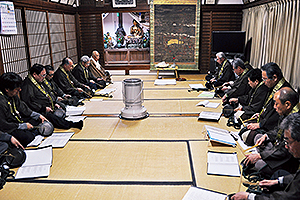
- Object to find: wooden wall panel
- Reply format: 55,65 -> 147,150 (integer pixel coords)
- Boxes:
78,14 -> 104,65
199,6 -> 242,73
65,14 -> 78,64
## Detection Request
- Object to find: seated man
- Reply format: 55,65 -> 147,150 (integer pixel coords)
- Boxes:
44,65 -> 80,107
234,53 -> 253,71
229,68 -> 269,120
231,112 -> 300,200
53,57 -> 92,98
72,55 -> 106,90
206,52 -> 235,88
244,63 -> 292,140
0,72 -> 47,147
89,50 -> 111,83
221,58 -> 252,102
242,87 -> 299,179
20,64 -> 83,130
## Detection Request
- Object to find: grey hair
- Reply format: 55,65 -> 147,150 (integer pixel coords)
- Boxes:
216,52 -> 226,59
80,55 -> 90,63
232,58 -> 245,69
280,112 -> 300,141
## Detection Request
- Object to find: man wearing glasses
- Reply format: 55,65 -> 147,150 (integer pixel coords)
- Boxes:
231,112 -> 300,200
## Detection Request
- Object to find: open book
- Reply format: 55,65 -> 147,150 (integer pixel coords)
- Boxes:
198,111 -> 222,122
66,105 -> 86,116
204,125 -> 237,147
197,91 -> 215,98
182,186 -> 227,200
94,88 -> 116,96
15,146 -> 53,179
207,151 -> 241,177
39,132 -> 75,148
196,100 -> 220,108
189,84 -> 208,91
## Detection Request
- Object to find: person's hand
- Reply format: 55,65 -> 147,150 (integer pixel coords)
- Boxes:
57,97 -> 63,101
222,86 -> 229,91
77,88 -> 83,93
97,77 -> 103,81
222,82 -> 229,87
247,123 -> 260,130
229,98 -> 238,104
221,95 -> 227,102
251,113 -> 259,119
26,123 -> 33,130
210,78 -> 216,82
90,80 -> 95,84
259,179 -> 279,188
243,153 -> 261,166
230,192 -> 249,200
255,134 -> 268,146
55,104 -> 61,109
84,85 -> 91,90
45,107 -> 53,113
39,115 -> 47,123
64,94 -> 71,98
10,136 -> 24,149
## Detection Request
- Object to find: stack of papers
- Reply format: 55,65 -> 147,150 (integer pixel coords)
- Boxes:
207,151 -> 240,177
196,100 -> 220,108
94,88 -> 116,96
198,91 -> 215,98
205,125 -> 237,147
39,132 -> 75,148
15,146 -> 53,179
154,79 -> 176,85
66,106 -> 86,116
189,84 -> 207,91
198,111 -> 222,122
182,186 -> 227,200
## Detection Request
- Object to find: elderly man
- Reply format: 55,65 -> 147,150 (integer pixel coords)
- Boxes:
242,87 -> 299,179
72,55 -> 105,90
221,58 -> 252,102
0,72 -> 47,147
21,64 -> 83,130
53,57 -> 91,98
229,68 -> 269,121
231,112 -> 300,200
89,50 -> 111,83
206,52 -> 235,88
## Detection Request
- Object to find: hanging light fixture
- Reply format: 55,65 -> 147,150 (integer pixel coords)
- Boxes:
120,78 -> 148,120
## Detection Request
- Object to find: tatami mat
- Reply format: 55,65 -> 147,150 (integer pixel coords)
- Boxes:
111,74 -> 205,82
46,141 -> 192,182
1,183 -> 190,200
83,99 -> 222,115
189,141 -> 245,194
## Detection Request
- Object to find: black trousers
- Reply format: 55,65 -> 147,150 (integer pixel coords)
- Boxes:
9,129 -> 35,147
44,112 -> 73,129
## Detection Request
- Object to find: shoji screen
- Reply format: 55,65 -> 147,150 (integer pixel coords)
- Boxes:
25,10 -> 51,66
0,9 -> 29,78
48,12 -> 66,69
65,14 -> 78,64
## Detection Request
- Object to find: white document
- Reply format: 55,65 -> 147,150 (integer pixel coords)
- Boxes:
39,132 -> 75,148
182,186 -> 227,200
198,111 -> 222,122
189,84 -> 206,90
94,88 -> 116,96
196,100 -> 220,108
66,106 -> 86,116
154,79 -> 176,85
205,125 -> 236,147
234,110 -> 245,119
197,91 -> 215,98
89,98 -> 103,102
207,151 -> 240,177
15,146 -> 53,179
65,115 -> 86,122
27,135 -> 44,147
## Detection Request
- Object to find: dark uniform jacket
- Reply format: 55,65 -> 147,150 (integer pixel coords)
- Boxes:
226,68 -> 252,98
238,82 -> 269,120
20,77 -> 55,114
72,63 -> 97,85
214,59 -> 235,87
0,92 -> 33,133
255,168 -> 300,199
53,66 -> 85,96
44,79 -> 65,99
258,79 -> 292,131
89,58 -> 111,82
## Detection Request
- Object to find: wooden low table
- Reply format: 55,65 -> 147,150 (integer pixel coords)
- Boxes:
156,66 -> 179,79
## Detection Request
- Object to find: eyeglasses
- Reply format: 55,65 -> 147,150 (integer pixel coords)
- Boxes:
40,73 -> 46,77
262,77 -> 269,81
284,138 -> 296,147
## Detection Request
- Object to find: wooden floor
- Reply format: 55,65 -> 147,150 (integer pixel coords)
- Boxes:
2,73 -> 247,199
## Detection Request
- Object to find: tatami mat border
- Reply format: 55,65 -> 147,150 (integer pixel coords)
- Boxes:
83,113 -> 200,117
